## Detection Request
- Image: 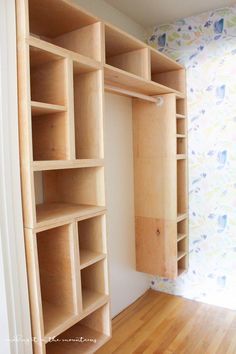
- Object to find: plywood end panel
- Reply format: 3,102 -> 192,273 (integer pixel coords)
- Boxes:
135,217 -> 177,278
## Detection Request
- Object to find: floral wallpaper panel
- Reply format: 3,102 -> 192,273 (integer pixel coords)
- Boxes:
148,5 -> 236,310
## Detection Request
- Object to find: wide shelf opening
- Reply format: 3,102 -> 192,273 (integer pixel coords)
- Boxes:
34,167 -> 105,226
177,137 -> 186,155
46,303 -> 110,354
151,50 -> 185,93
78,215 -> 106,269
36,224 -> 76,336
73,68 -> 103,159
28,0 -> 101,61
105,24 -> 148,79
30,46 -> 66,106
177,160 -> 187,215
81,260 -> 108,312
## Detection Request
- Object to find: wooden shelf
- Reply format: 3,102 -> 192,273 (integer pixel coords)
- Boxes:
177,154 -> 186,160
32,159 -> 104,171
150,48 -> 185,93
177,213 -> 188,222
36,224 -> 77,337
176,114 -> 186,119
42,301 -> 76,338
80,250 -> 106,269
36,203 -> 106,228
104,64 -> 181,96
176,134 -> 186,138
177,251 -> 187,261
31,101 -> 66,116
82,289 -> 109,312
81,260 -> 107,312
177,233 -> 187,242
46,304 -> 110,354
178,268 -> 187,276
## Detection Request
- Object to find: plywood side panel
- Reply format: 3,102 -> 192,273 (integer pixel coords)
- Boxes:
135,217 -> 177,278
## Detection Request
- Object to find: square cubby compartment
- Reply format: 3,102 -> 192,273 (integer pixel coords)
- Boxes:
151,49 -> 185,93
73,67 -> 103,159
29,0 -> 102,61
46,303 -> 111,354
81,260 -> 108,312
78,215 -> 107,269
34,167 -> 105,226
105,24 -> 149,79
177,218 -> 188,241
177,137 -> 186,154
36,224 -> 77,336
32,111 -> 69,161
30,46 -> 66,106
177,160 -> 187,215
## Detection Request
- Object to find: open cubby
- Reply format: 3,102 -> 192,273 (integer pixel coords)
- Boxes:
32,112 -> 69,161
34,167 -> 105,226
176,98 -> 186,116
177,137 -> 186,155
30,46 -> 66,106
178,255 -> 188,276
36,224 -> 76,336
28,0 -> 102,61
46,303 -> 110,354
73,68 -> 103,159
81,260 -> 108,312
78,215 -> 106,269
177,238 -> 187,258
105,25 -> 149,79
177,219 -> 187,240
177,118 -> 186,135
151,50 -> 185,93
177,160 -> 187,215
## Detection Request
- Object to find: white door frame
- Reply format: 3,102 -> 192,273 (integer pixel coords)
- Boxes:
0,0 -> 32,353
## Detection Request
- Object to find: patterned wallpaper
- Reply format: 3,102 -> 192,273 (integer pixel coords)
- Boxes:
148,5 -> 236,310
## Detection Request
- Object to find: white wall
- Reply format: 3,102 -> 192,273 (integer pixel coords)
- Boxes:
104,93 -> 150,317
74,0 -> 147,41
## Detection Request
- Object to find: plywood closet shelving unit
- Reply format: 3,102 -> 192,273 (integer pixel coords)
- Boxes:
16,0 -> 188,352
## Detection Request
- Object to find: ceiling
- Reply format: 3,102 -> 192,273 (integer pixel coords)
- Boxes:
105,0 -> 236,28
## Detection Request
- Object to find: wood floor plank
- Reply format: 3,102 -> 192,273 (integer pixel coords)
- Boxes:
96,290 -> 236,354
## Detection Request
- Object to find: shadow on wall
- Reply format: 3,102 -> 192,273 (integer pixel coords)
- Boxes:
148,5 -> 236,310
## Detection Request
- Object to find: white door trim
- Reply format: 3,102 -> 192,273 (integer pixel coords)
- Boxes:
0,0 -> 32,353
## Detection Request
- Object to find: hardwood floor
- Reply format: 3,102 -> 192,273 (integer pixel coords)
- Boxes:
96,290 -> 236,354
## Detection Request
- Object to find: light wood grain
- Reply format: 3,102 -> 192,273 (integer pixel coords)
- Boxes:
97,290 -> 236,354
32,159 -> 104,171
107,48 -> 150,80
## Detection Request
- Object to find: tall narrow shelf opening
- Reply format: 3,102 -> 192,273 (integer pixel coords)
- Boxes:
30,46 -> 66,105
81,260 -> 108,312
150,49 -> 185,94
177,137 -> 186,154
177,160 -> 187,215
177,219 -> 187,240
36,224 -> 77,337
177,118 -> 186,135
105,24 -> 149,79
28,0 -> 102,61
176,98 -> 186,116
73,66 -> 104,159
178,255 -> 188,276
78,215 -> 106,269
34,167 -> 105,227
46,303 -> 110,354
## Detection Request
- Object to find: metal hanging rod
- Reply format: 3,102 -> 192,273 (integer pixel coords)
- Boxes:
104,84 -> 163,105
